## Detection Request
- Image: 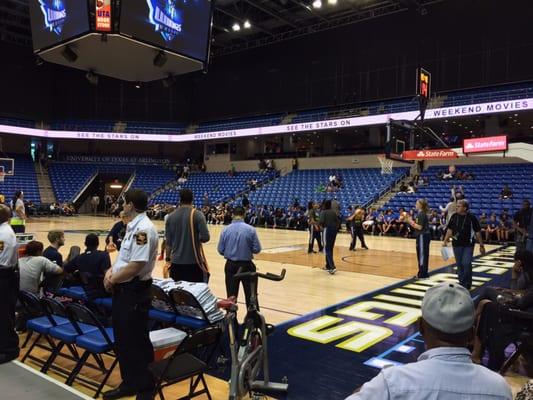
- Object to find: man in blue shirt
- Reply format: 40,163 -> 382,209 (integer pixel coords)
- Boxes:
218,206 -> 261,309
344,283 -> 512,400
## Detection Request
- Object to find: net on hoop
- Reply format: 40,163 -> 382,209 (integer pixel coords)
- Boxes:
377,155 -> 393,175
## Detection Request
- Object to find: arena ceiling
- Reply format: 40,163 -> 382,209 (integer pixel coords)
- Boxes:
1,0 -> 445,56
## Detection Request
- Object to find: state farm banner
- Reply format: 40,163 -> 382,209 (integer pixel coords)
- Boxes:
402,149 -> 458,160
463,135 -> 508,154
96,0 -> 111,32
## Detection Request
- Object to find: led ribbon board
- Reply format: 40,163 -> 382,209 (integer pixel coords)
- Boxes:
1,99 -> 532,143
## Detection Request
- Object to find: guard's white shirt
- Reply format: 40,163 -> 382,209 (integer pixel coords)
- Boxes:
112,212 -> 158,281
0,222 -> 18,268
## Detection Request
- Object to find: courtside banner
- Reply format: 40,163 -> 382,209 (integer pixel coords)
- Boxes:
402,149 -> 458,160
0,98 -> 531,143
463,135 -> 508,154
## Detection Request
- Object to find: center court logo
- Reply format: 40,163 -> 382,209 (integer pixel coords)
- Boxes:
39,0 -> 67,34
146,0 -> 183,42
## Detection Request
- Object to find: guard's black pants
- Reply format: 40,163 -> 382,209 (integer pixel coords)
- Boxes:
112,279 -> 154,392
308,227 -> 323,252
0,267 -> 19,362
225,260 -> 258,310
349,225 -> 367,250
416,233 -> 431,278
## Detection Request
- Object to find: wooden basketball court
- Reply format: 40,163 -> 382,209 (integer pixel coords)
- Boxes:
19,215 -> 519,399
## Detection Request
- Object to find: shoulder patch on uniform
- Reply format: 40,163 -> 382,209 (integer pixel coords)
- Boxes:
135,232 -> 148,245
0,241 -> 4,251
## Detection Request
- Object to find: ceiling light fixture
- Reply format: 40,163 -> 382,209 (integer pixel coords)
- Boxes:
243,20 -> 251,29
312,0 -> 322,8
232,22 -> 241,31
328,0 -> 337,4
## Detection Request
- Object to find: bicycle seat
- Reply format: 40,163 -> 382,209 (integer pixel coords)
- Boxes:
217,296 -> 237,310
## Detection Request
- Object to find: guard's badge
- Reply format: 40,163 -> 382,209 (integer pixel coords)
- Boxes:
0,241 -> 4,251
135,232 -> 148,246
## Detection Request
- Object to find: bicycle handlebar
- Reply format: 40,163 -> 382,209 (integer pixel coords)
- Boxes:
233,268 -> 286,282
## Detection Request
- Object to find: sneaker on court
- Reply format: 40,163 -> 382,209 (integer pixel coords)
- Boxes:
328,268 -> 337,275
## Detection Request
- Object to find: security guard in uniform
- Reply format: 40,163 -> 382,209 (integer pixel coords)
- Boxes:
103,190 -> 158,400
0,204 -> 19,363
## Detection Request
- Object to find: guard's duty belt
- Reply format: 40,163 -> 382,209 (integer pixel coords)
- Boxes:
114,277 -> 152,293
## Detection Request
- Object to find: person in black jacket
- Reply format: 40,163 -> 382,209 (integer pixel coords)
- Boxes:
106,211 -> 129,252
64,233 -> 111,299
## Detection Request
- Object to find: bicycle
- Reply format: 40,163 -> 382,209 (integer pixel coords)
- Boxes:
218,268 -> 289,400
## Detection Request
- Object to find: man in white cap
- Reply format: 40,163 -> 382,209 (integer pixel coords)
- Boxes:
345,282 -> 512,399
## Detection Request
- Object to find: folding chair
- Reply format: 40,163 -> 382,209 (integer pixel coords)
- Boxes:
150,326 -> 222,400
18,290 -> 69,364
499,307 -> 533,375
41,297 -> 101,374
149,284 -> 180,327
65,303 -> 118,398
170,288 -> 210,331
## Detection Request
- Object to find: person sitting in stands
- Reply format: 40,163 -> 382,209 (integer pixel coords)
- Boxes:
486,213 -> 499,242
500,185 -> 513,200
345,283 -> 512,399
63,234 -> 111,299
19,240 -> 63,294
43,230 -> 65,267
471,250 -> 533,370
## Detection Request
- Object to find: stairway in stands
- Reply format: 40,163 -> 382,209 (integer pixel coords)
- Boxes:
35,163 -> 56,204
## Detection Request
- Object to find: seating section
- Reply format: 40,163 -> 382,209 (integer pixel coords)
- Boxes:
384,163 -> 533,217
0,156 -> 40,203
49,162 -> 175,203
151,171 -> 277,207
248,167 -> 409,215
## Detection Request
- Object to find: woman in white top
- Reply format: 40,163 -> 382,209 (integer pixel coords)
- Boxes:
10,190 -> 26,233
19,240 -> 63,294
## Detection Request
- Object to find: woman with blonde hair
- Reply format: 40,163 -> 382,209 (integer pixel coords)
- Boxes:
408,198 -> 431,279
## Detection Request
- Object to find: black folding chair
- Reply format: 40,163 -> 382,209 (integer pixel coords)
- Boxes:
170,288 -> 210,331
498,307 -> 533,375
65,303 -> 118,398
149,284 -> 180,329
18,290 -> 67,364
150,326 -> 222,400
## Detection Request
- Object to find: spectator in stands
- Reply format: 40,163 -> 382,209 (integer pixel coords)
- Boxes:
26,201 -> 36,217
10,190 -> 26,233
485,213 -> 498,242
362,208 -> 377,235
242,194 -> 250,209
500,184 -> 513,200
443,200 -> 486,289
258,158 -> 266,172
382,210 -> 394,235
479,213 -> 488,241
266,159 -> 274,171
292,158 -> 298,170
200,162 -> 206,173
19,240 -> 63,294
407,181 -> 416,193
63,234 -> 111,299
177,173 -> 187,184
43,230 -> 65,267
471,250 -> 533,370
398,182 -> 408,192
428,210 -> 440,240
344,283 -> 512,399
106,211 -> 129,252
165,189 -> 210,282
514,200 -> 532,251
497,215 -> 511,243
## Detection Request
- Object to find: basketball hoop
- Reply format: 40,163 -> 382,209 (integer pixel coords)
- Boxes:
377,155 -> 393,175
